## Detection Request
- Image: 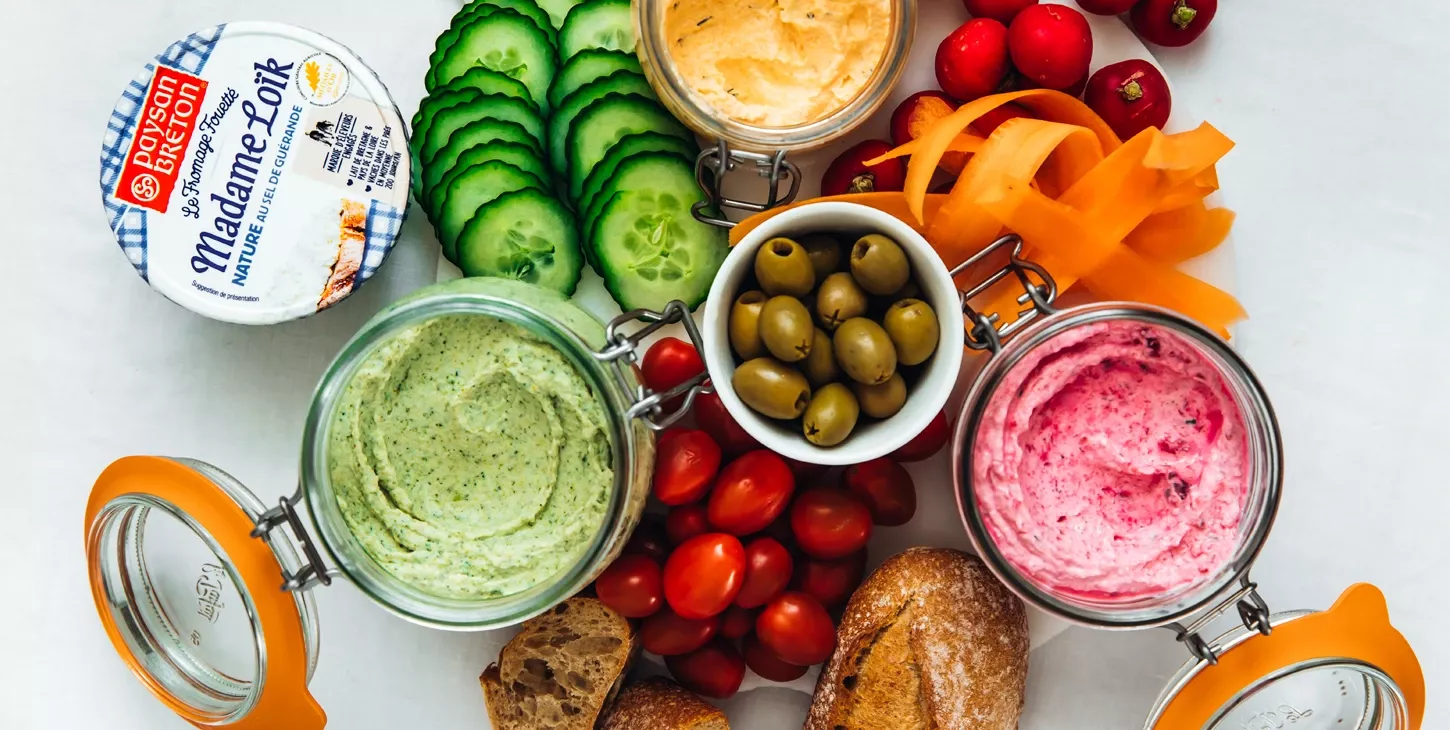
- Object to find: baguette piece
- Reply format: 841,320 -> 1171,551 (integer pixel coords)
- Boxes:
481,598 -> 637,729
806,548 -> 1029,730
599,677 -> 731,730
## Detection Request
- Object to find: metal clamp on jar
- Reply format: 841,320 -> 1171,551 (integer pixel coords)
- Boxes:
948,235 -> 1425,730
83,279 -> 712,729
632,0 -> 916,228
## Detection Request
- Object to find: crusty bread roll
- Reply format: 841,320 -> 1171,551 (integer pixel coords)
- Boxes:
806,548 -> 1029,730
481,598 -> 637,729
599,677 -> 730,730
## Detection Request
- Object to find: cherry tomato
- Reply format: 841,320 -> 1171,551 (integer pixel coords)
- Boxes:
842,458 -> 917,526
663,533 -> 745,619
735,537 -> 794,609
594,554 -> 664,618
623,516 -> 670,563
718,605 -> 757,640
665,504 -> 710,545
641,337 -> 705,409
665,639 -> 747,699
890,409 -> 951,462
694,390 -> 762,455
708,450 -> 796,536
756,592 -> 837,666
742,635 -> 811,682
641,606 -> 719,655
790,489 -> 873,560
793,550 -> 868,607
653,428 -> 722,505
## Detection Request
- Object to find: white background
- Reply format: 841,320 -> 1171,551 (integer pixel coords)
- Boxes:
1,1 -> 1447,728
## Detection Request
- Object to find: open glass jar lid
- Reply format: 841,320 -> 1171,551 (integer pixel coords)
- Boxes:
946,236 -> 1425,729
82,279 -> 711,727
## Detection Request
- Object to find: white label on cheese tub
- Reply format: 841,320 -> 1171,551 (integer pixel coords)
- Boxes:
100,23 -> 410,325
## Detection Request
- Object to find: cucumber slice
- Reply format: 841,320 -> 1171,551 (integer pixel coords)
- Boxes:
590,188 -> 727,311
564,94 -> 691,200
456,189 -> 584,296
436,161 -> 548,259
425,140 -> 550,220
421,94 -> 546,168
431,10 -> 556,111
410,88 -> 480,199
534,0 -> 584,28
422,119 -> 544,207
547,70 -> 656,181
548,49 -> 643,111
455,0 -> 557,48
437,66 -> 538,114
578,132 -> 697,221
581,151 -> 693,237
558,0 -> 634,60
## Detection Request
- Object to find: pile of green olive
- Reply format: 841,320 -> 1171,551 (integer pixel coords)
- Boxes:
728,232 -> 941,447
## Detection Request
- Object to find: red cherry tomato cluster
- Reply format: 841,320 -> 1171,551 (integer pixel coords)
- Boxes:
593,339 -> 954,699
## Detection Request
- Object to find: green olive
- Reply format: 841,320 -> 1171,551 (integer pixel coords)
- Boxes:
849,234 -> 911,295
834,317 -> 898,385
754,237 -> 816,297
799,233 -> 844,279
803,383 -> 860,446
853,373 -> 907,419
729,290 -> 768,359
759,296 -> 814,362
733,358 -> 811,419
801,328 -> 840,387
814,272 -> 869,331
883,298 -> 940,366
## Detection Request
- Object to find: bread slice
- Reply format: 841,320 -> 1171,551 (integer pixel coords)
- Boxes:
480,598 -> 637,729
599,677 -> 731,730
806,548 -> 1029,730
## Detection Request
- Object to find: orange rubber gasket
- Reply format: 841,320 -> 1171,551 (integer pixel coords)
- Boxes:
1153,583 -> 1424,730
85,455 -> 326,729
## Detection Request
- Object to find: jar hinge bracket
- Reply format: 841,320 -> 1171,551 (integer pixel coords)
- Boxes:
949,234 -> 1058,352
691,140 -> 801,229
594,299 -> 714,431
251,491 -> 336,593
1168,576 -> 1273,665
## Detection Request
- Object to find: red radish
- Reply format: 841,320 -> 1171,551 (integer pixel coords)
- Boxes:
820,140 -> 905,196
962,0 -> 1037,23
1131,0 -> 1216,47
935,18 -> 1012,102
1008,4 -> 1093,91
1076,0 -> 1139,15
971,102 -> 1034,136
889,91 -> 958,147
1085,59 -> 1171,139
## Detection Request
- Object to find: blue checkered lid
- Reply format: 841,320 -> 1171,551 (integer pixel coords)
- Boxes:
99,22 -> 410,325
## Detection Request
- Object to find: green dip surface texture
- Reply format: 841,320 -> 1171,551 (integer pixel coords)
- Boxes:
327,312 -> 614,600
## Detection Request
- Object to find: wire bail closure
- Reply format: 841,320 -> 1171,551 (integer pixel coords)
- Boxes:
594,300 -> 714,430
692,140 -> 801,229
1169,575 -> 1274,665
950,234 -> 1058,352
252,491 -> 337,593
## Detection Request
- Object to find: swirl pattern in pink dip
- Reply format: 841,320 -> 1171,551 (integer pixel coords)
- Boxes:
971,320 -> 1249,598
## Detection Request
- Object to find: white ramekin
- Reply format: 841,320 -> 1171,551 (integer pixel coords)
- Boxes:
702,202 -> 965,465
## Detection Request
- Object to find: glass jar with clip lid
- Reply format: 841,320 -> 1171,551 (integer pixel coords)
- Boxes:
81,278 -> 713,728
945,236 -> 1425,730
632,0 -> 917,228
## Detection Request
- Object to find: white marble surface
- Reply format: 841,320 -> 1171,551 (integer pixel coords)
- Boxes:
0,1 -> 1446,728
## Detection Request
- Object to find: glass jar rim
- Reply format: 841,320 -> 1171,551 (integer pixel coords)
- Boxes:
633,0 -> 916,151
952,302 -> 1284,629
298,291 -> 642,630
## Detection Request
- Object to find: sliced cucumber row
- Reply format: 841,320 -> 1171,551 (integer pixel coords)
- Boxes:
412,0 -> 725,305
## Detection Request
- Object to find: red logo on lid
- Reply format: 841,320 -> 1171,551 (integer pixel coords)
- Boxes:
115,66 -> 209,213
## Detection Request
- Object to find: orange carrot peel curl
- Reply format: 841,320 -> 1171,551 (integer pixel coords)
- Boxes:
730,89 -> 1244,338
